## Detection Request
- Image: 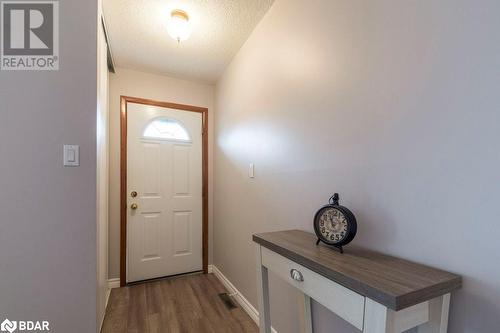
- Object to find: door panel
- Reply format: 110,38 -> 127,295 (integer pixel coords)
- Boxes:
142,213 -> 161,259
127,102 -> 203,283
173,145 -> 190,195
173,211 -> 192,255
142,143 -> 161,195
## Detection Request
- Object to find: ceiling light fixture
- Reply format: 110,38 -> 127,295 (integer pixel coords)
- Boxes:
167,9 -> 191,43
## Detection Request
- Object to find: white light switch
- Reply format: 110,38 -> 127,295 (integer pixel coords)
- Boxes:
64,145 -> 79,166
67,149 -> 75,162
249,163 -> 255,178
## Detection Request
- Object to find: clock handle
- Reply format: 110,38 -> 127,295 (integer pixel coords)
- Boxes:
329,193 -> 340,205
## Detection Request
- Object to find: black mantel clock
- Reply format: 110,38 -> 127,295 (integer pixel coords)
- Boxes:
313,193 -> 357,253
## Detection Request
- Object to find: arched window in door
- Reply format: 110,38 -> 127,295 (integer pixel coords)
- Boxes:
143,118 -> 191,141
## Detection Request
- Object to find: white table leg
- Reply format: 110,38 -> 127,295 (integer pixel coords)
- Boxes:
417,294 -> 450,333
256,244 -> 271,333
363,298 -> 392,333
364,295 -> 450,333
298,294 -> 313,333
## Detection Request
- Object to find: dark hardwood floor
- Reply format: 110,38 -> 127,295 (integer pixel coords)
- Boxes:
101,273 -> 258,333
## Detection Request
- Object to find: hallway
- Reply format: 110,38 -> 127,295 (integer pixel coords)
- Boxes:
101,274 -> 258,333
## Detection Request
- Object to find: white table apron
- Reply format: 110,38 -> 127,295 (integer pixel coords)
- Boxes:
255,244 -> 451,333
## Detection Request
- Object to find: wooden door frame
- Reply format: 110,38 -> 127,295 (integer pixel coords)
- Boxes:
120,95 -> 209,287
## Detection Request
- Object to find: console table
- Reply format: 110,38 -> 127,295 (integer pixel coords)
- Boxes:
253,230 -> 461,333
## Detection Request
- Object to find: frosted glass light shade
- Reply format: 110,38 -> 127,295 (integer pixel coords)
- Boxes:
168,10 -> 191,42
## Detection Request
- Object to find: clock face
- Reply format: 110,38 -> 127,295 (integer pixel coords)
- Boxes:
318,208 -> 348,244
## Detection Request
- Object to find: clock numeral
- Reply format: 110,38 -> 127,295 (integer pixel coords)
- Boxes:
329,233 -> 342,242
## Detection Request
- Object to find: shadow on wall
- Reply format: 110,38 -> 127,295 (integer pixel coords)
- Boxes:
448,278 -> 500,333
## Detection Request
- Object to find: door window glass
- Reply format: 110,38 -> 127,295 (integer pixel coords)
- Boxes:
143,118 -> 191,141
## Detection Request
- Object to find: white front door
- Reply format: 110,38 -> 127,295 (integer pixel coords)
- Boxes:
127,102 -> 203,283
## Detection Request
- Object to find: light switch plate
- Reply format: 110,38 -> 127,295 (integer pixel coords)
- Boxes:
249,163 -> 255,178
64,145 -> 79,166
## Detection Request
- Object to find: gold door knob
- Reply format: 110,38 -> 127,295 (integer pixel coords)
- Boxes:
130,203 -> 138,210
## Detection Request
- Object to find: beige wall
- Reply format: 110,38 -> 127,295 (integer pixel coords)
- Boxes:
108,68 -> 215,279
214,0 -> 500,332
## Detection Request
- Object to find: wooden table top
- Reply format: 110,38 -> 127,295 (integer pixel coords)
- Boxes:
253,230 -> 461,311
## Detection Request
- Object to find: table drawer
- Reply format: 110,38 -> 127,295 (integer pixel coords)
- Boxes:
261,246 -> 365,330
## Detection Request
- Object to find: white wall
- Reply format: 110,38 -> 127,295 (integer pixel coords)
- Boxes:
0,0 -> 98,331
214,0 -> 500,332
108,68 -> 215,279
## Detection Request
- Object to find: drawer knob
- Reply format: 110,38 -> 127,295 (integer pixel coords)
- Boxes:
290,269 -> 304,282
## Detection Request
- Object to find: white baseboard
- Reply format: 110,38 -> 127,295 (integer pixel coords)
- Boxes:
100,288 -> 111,331
211,265 -> 278,333
100,280 -> 115,332
107,278 -> 120,289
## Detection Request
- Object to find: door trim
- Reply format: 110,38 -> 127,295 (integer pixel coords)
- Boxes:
120,95 -> 209,287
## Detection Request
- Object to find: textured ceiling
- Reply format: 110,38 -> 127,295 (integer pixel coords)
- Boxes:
103,0 -> 275,83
